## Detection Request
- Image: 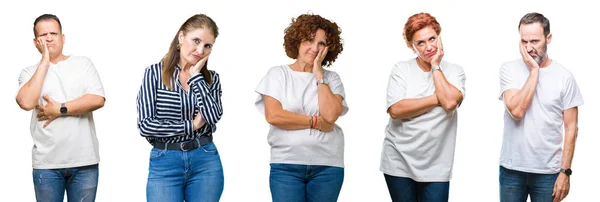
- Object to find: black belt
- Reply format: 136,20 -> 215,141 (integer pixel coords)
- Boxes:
152,136 -> 213,151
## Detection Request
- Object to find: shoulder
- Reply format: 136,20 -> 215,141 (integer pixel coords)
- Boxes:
440,60 -> 465,76
548,60 -> 576,80
501,59 -> 524,70
264,65 -> 288,77
323,68 -> 341,79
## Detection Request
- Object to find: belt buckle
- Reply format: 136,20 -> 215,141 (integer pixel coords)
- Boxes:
181,141 -> 195,151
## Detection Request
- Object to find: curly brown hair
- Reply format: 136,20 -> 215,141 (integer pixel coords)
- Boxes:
403,13 -> 441,49
283,14 -> 343,67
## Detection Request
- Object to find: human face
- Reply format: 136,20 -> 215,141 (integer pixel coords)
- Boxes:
34,20 -> 64,58
178,27 -> 215,68
519,22 -> 551,64
297,29 -> 327,65
411,26 -> 439,63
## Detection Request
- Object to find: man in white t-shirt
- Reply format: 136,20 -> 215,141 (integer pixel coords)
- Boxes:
16,14 -> 105,202
499,12 -> 583,202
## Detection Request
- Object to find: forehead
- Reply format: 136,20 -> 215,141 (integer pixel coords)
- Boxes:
35,20 -> 61,34
519,22 -> 544,39
184,28 -> 216,43
412,26 -> 436,41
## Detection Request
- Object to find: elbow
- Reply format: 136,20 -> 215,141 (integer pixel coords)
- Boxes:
389,112 -> 399,120
441,101 -> 458,112
96,98 -> 105,109
265,111 -> 278,125
508,108 -> 524,121
16,98 -> 35,111
321,108 -> 342,123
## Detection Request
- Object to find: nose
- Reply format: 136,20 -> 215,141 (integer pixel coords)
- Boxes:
426,41 -> 435,52
196,46 -> 204,56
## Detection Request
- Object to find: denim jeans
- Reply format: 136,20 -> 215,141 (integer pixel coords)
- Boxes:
500,166 -> 558,202
32,164 -> 99,202
384,174 -> 449,202
146,142 -> 224,202
270,163 -> 344,202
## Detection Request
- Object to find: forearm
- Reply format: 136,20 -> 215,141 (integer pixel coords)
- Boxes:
388,95 -> 438,119
189,74 -> 223,125
317,84 -> 343,123
16,63 -> 50,110
64,94 -> 105,116
561,108 -> 578,169
505,69 -> 539,119
432,71 -> 463,111
266,108 -> 312,130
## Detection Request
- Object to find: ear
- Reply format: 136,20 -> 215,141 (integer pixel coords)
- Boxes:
546,33 -> 552,45
62,34 -> 65,44
178,31 -> 184,44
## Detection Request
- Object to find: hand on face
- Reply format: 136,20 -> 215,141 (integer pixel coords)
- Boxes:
519,42 -> 540,70
430,36 -> 444,67
312,46 -> 328,79
189,51 -> 211,77
34,38 -> 50,64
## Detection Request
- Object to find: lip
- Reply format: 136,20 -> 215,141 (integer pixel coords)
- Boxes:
425,52 -> 435,57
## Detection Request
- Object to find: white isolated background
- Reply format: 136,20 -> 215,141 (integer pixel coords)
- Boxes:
0,0 -> 597,201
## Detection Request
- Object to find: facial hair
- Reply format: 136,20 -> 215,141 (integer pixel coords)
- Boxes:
529,42 -> 548,64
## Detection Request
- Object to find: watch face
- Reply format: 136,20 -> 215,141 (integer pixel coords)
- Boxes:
566,169 -> 572,175
60,107 -> 67,114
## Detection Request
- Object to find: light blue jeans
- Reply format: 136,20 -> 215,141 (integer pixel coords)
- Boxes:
32,164 -> 99,202
270,163 -> 344,202
146,142 -> 224,202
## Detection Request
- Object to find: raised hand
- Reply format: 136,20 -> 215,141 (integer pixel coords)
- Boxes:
34,38 -> 50,65
519,42 -> 540,71
189,52 -> 211,77
313,46 -> 329,80
430,36 -> 444,67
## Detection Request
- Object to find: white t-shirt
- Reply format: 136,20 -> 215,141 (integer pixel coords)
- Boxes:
380,59 -> 466,182
255,65 -> 349,168
499,59 -> 583,174
18,56 -> 105,169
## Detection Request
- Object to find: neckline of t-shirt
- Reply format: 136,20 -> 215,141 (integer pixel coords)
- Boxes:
411,58 -> 441,73
49,55 -> 72,67
284,65 -> 315,76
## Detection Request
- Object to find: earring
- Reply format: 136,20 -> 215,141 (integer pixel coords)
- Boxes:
177,43 -> 182,50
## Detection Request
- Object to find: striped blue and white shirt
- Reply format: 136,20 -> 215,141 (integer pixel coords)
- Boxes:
136,62 -> 223,143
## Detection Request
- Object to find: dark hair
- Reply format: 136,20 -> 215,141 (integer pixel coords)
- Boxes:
33,14 -> 62,37
519,12 -> 550,37
283,14 -> 343,67
403,13 -> 441,49
162,14 -> 218,90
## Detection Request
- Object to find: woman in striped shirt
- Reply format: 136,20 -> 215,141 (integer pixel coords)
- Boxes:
136,14 -> 224,202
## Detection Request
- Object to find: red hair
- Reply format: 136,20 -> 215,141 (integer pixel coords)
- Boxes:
403,13 -> 441,49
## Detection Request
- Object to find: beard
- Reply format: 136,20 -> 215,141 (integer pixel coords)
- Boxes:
529,42 -> 548,64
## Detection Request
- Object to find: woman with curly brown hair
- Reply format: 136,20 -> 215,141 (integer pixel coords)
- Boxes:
254,13 -> 348,202
380,12 -> 466,202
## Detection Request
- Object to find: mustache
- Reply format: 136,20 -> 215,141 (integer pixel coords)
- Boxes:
528,49 -> 538,54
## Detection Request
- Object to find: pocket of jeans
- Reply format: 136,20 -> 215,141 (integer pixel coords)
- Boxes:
150,148 -> 166,159
201,142 -> 218,153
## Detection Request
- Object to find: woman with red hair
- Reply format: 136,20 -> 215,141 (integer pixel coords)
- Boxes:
379,12 -> 466,201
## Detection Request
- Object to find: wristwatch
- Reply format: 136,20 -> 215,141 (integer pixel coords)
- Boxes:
316,77 -> 329,85
560,168 -> 572,177
60,103 -> 68,115
432,64 -> 443,72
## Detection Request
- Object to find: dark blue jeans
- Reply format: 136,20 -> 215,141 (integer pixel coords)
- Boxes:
270,163 -> 344,202
384,174 -> 449,202
500,166 -> 558,202
146,142 -> 224,202
32,164 -> 99,202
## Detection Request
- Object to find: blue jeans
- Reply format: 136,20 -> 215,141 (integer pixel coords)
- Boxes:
146,142 -> 224,202
270,163 -> 344,202
32,164 -> 99,202
384,174 -> 449,202
500,166 -> 558,202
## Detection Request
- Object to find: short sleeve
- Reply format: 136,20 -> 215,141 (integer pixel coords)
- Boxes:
386,63 -> 407,109
83,58 -> 105,97
325,71 -> 349,116
16,68 -> 33,98
562,75 -> 584,110
445,63 -> 466,100
499,63 -> 519,100
255,66 -> 285,115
